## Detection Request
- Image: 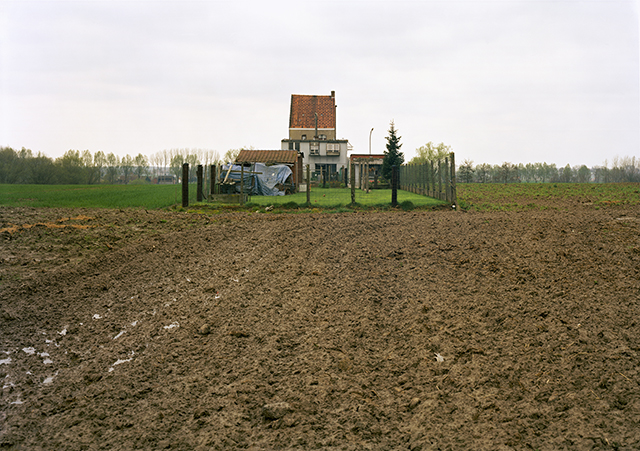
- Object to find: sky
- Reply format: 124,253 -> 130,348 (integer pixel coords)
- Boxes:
1,0 -> 639,167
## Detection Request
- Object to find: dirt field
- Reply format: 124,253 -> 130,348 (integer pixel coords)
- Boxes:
1,203 -> 639,450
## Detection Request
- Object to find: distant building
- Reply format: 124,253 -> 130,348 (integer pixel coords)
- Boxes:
155,175 -> 176,184
281,91 -> 350,181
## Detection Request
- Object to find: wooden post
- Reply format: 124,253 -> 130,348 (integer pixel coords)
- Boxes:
182,163 -> 189,208
364,162 -> 368,191
444,157 -> 450,202
240,164 -> 244,206
438,159 -> 443,200
197,164 -> 203,202
434,160 -> 437,199
350,161 -> 356,206
450,152 -> 457,207
391,165 -> 398,207
306,164 -> 311,206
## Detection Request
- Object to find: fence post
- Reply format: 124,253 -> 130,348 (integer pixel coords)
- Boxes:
444,157 -> 450,202
437,159 -> 442,200
306,164 -> 311,206
182,163 -> 189,208
350,162 -> 356,206
365,162 -> 369,192
429,161 -> 433,197
197,165 -> 203,202
391,165 -> 398,207
450,152 -> 457,208
240,164 -> 245,206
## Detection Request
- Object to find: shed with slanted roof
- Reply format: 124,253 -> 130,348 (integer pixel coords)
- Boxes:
235,149 -> 303,192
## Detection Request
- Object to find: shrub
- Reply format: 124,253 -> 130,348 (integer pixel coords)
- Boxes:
399,200 -> 414,211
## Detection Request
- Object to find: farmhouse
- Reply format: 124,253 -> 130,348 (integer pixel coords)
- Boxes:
281,91 -> 351,181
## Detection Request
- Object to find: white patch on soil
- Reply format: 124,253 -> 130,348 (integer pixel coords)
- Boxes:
108,353 -> 134,372
42,372 -> 58,385
164,322 -> 179,331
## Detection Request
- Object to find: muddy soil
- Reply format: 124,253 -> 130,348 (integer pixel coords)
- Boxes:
1,205 -> 639,450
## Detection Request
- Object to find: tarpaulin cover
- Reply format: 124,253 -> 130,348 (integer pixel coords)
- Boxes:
220,163 -> 292,196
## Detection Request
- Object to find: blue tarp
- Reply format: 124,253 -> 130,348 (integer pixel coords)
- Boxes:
220,163 -> 293,196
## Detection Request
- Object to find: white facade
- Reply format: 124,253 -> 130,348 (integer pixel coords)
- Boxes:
281,139 -> 350,176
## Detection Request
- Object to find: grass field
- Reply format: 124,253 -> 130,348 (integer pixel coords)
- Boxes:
0,184 -> 190,209
246,187 -> 445,209
0,184 -> 446,210
1,183 -> 638,211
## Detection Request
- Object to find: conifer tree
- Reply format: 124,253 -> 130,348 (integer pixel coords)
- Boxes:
382,120 -> 404,180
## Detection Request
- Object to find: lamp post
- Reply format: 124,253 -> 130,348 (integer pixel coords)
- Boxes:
369,128 -> 373,155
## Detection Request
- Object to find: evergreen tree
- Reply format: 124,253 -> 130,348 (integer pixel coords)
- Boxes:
381,120 -> 404,180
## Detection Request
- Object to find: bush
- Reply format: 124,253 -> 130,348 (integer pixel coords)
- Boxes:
399,200 -> 415,211
128,179 -> 150,185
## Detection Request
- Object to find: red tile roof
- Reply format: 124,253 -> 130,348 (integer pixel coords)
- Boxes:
236,150 -> 299,164
289,93 -> 336,129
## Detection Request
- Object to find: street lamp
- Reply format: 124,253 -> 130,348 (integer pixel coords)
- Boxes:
366,128 -> 374,191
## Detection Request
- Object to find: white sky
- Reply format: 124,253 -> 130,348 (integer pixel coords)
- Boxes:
1,0 -> 639,167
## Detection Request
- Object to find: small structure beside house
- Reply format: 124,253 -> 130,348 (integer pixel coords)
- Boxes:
213,149 -> 300,197
350,154 -> 386,189
235,149 -> 303,192
281,91 -> 350,182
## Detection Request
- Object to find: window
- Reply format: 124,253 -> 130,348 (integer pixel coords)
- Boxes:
310,143 -> 319,155
326,143 -> 340,154
301,135 -> 306,140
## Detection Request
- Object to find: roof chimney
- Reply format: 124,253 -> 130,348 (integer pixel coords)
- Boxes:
331,90 -> 335,99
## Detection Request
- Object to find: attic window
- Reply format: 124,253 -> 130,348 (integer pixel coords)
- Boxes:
301,135 -> 306,140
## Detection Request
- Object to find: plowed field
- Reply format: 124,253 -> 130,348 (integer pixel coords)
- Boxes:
1,204 -> 639,450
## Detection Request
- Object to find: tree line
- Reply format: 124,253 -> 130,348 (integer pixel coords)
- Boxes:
0,147 -> 245,185
408,142 -> 639,184
2,143 -> 637,185
455,157 -> 639,183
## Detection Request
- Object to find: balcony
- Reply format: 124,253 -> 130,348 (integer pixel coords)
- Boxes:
326,143 -> 340,156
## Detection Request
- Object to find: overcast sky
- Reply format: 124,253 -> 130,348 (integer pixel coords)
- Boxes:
1,0 -> 639,167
